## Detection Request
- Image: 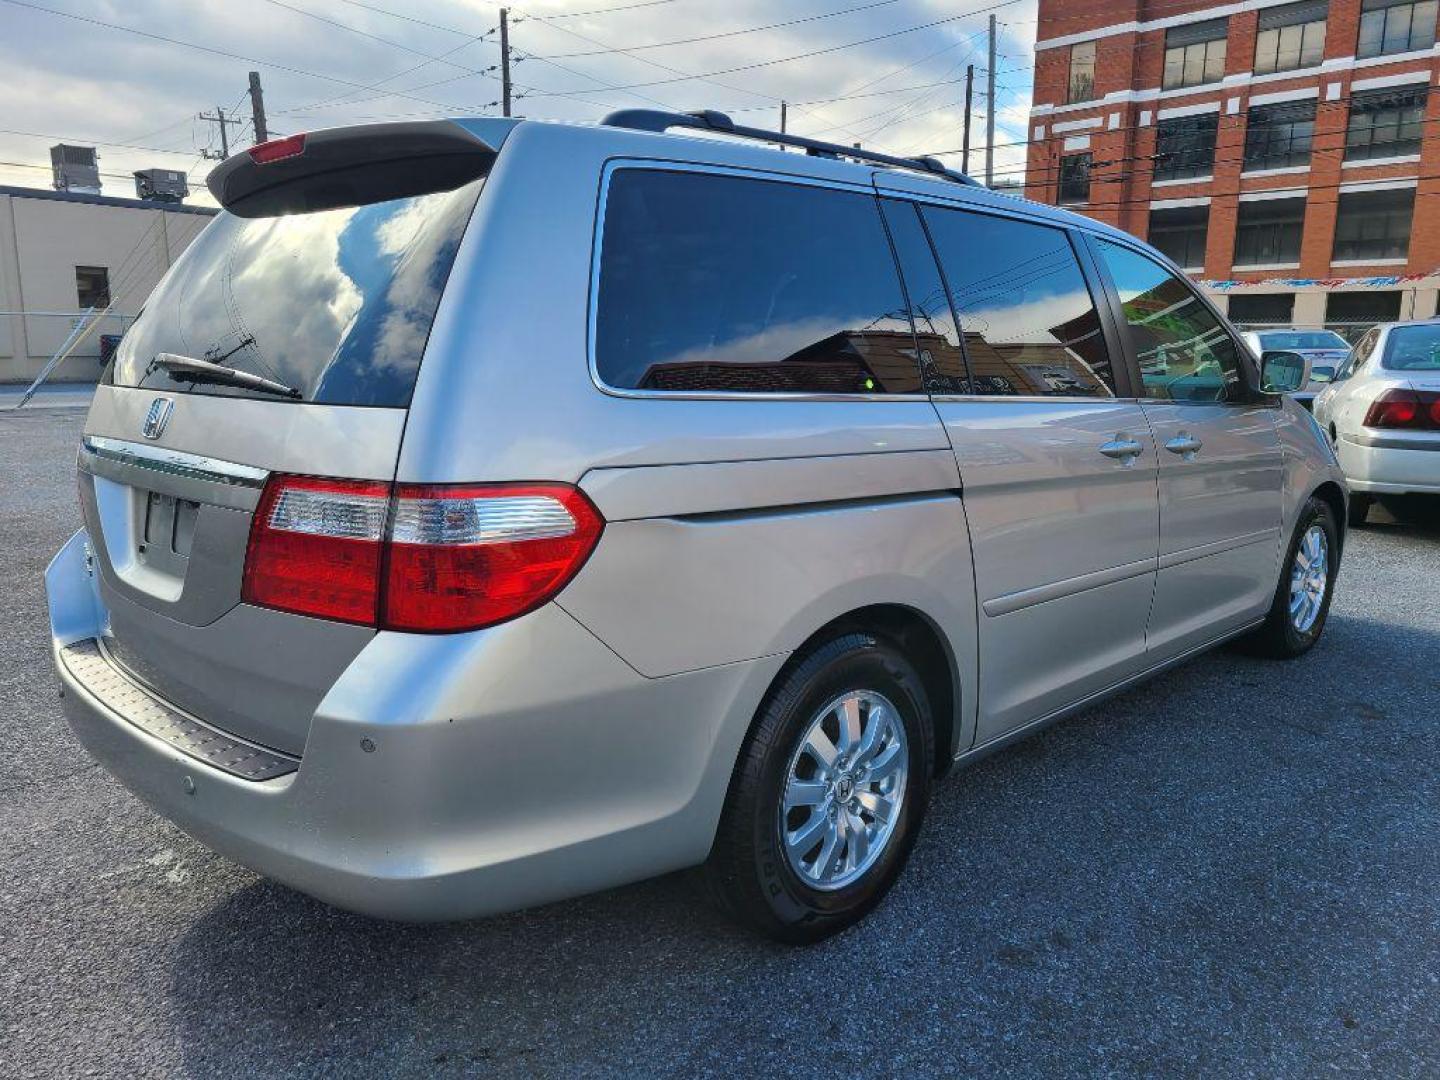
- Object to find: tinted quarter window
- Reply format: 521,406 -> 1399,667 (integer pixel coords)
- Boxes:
878,199 -> 971,394
1095,240 -> 1246,403
595,169 -> 921,394
922,207 -> 1117,398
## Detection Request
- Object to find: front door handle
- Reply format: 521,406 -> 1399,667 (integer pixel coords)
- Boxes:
1164,433 -> 1203,460
1098,436 -> 1144,462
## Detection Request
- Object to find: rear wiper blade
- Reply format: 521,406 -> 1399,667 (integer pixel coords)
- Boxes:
149,352 -> 302,399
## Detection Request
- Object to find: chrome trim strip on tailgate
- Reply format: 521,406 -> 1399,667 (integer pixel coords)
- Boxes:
81,436 -> 269,488
60,638 -> 299,781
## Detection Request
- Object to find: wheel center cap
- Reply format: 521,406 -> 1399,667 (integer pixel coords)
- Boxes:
835,774 -> 855,802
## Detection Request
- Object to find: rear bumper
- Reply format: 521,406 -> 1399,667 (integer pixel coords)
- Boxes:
47,529 -> 780,921
1337,432 -> 1440,495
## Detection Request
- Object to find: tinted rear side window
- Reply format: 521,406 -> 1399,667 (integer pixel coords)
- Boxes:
111,177 -> 484,407
594,169 -> 921,394
920,206 -> 1118,398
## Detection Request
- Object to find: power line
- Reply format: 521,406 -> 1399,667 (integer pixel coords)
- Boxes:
512,0 -> 1030,98
0,0 -> 495,115
526,0 -> 903,59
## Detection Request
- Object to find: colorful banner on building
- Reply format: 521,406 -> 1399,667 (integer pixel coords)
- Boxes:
1196,271 -> 1440,291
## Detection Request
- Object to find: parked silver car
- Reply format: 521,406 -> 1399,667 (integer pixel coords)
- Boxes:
1312,319 -> 1440,525
45,113 -> 1347,942
1239,328 -> 1351,409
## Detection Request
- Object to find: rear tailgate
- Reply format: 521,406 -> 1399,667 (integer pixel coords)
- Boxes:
77,119 -> 514,756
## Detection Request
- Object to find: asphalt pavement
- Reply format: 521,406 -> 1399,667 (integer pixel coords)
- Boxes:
3,406 -> 1439,1078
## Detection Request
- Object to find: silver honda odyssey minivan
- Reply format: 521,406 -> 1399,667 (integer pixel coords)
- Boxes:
46,111 -> 1347,942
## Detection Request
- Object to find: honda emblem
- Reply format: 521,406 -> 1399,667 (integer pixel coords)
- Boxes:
141,397 -> 173,440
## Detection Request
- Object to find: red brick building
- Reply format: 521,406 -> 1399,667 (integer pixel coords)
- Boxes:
1025,0 -> 1440,331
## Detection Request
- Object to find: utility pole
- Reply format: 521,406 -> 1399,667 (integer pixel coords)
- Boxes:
985,14 -> 997,187
780,100 -> 787,134
499,8 -> 512,117
962,64 -> 974,175
248,71 -> 268,144
198,106 -> 242,160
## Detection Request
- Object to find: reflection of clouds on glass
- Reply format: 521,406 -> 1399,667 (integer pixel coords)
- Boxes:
111,177 -> 482,405
959,289 -> 1096,345
368,187 -> 473,376
658,316 -> 879,369
224,211 -> 365,382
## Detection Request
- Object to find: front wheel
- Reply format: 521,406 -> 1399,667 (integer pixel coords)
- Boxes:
1238,496 -> 1340,659
700,633 -> 934,944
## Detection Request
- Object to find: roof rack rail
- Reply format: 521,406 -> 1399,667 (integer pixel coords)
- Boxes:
600,109 -> 981,188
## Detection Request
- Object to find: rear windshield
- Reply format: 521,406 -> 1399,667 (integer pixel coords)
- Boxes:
1382,324 -> 1440,371
1257,331 -> 1348,350
110,177 -> 483,406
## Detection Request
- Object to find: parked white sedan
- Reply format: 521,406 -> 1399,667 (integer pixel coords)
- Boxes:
1312,319 -> 1440,525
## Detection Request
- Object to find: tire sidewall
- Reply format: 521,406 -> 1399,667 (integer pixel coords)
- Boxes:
749,638 -> 932,934
1278,498 -> 1340,653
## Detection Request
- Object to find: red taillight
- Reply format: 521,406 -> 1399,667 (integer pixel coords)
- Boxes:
383,484 -> 604,631
242,476 -> 390,625
248,133 -> 307,164
242,477 -> 604,632
1363,388 -> 1440,430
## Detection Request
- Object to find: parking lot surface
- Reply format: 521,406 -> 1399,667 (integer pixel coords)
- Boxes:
3,406 -> 1439,1078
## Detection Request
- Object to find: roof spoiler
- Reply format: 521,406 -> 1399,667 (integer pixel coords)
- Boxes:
206,119 -> 513,218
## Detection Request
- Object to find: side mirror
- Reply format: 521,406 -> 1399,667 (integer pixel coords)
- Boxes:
1260,350 -> 1308,394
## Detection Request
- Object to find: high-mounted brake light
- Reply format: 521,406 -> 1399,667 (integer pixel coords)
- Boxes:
248,133 -> 307,164
1363,388 -> 1440,430
241,476 -> 604,632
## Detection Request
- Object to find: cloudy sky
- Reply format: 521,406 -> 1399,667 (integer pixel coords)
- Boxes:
0,0 -> 1039,205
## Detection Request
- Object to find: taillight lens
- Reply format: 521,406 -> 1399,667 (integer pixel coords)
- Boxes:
242,476 -> 390,625
384,484 -> 603,631
248,133 -> 306,163
242,477 -> 603,632
1363,388 -> 1440,429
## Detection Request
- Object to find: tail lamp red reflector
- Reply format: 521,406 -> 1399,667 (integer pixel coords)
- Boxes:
248,133 -> 307,164
241,476 -> 604,632
242,477 -> 389,625
1363,388 -> 1440,430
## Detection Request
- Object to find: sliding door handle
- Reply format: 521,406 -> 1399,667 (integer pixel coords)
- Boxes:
1098,437 -> 1144,462
1165,434 -> 1203,460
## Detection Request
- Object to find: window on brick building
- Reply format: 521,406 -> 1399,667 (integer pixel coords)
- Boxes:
1153,113 -> 1219,181
1345,85 -> 1427,160
1058,153 -> 1092,203
1254,1 -> 1328,74
1234,197 -> 1306,266
1067,40 -> 1097,103
1149,205 -> 1210,270
1227,293 -> 1296,327
1163,19 -> 1228,89
1243,100 -> 1316,171
1357,0 -> 1438,57
1332,187 -> 1415,261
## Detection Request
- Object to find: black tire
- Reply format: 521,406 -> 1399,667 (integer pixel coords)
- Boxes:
1238,495 -> 1340,659
1347,492 -> 1372,528
700,632 -> 934,944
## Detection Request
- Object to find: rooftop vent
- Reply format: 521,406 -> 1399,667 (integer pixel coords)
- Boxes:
51,144 -> 101,195
134,168 -> 189,203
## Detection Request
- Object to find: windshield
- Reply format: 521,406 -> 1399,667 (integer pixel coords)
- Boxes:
110,177 -> 483,406
1257,331 -> 1348,351
1382,324 -> 1440,371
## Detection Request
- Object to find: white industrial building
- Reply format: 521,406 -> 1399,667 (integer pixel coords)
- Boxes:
0,184 -> 215,384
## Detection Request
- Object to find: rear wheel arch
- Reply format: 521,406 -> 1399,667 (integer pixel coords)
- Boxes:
1311,480 -> 1347,552
786,604 -> 958,778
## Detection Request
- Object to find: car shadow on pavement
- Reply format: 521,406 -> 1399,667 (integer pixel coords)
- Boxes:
164,606 -> 1440,1077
